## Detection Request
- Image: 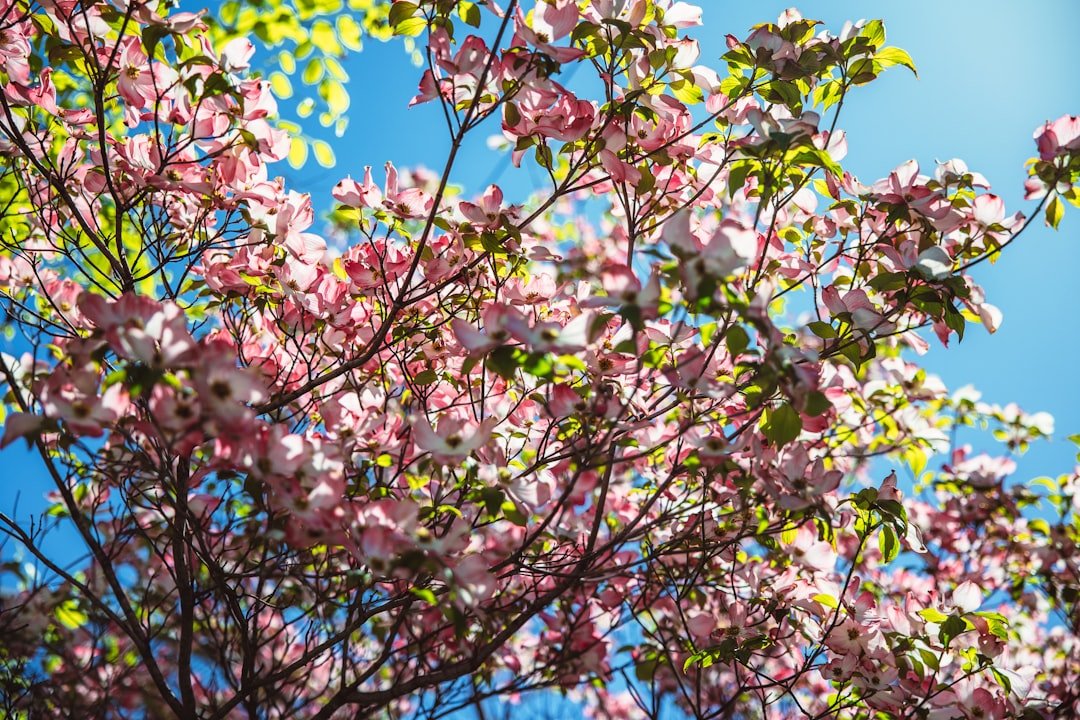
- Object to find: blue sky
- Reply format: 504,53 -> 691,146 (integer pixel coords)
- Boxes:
3,1 -> 1079,575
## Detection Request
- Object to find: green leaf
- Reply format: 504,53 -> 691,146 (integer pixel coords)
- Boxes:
388,1 -> 418,28
411,587 -> 437,604
1046,195 -> 1064,229
848,58 -> 878,85
949,308 -> 967,341
727,162 -> 751,199
813,80 -> 843,111
478,487 -> 505,516
868,271 -> 906,291
141,25 -> 169,55
725,325 -> 750,357
394,16 -> 428,37
46,502 -> 69,517
501,500 -> 528,526
807,321 -> 836,339
874,46 -> 917,76
918,607 -> 949,624
939,614 -> 967,648
487,346 -> 519,380
503,101 -> 521,128
520,353 -> 554,379
763,403 -> 802,447
861,19 -> 886,48
878,524 -> 899,563
699,322 -> 717,346
839,338 -> 871,369
102,368 -> 128,388
413,369 -> 438,385
975,611 -> 1010,640
990,667 -> 1013,693
804,391 -> 831,417
669,78 -> 704,105
719,74 -> 748,98
642,343 -> 667,368
791,147 -> 842,176
433,504 -> 463,518
634,655 -> 659,681
459,1 -> 481,27
479,232 -> 505,254
875,499 -> 907,524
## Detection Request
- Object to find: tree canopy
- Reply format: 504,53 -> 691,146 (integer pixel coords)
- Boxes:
0,1 -> 1077,718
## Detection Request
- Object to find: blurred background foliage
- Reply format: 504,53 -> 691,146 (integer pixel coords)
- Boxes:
206,0 -> 407,169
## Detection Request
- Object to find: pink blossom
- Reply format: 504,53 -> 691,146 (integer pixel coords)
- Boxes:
332,167 -> 383,208
79,294 -> 196,367
412,414 -> 496,464
1035,114 -> 1080,160
459,184 -> 505,228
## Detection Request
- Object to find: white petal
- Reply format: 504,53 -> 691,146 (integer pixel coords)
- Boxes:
952,581 -> 982,614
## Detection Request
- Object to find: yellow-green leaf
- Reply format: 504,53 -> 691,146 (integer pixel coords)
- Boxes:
324,56 -> 348,82
875,46 -> 917,76
337,15 -> 364,51
56,600 -> 88,630
1046,195 -> 1064,229
812,593 -> 839,609
320,79 -> 350,115
312,139 -> 336,167
388,1 -> 418,27
288,137 -> 309,168
302,59 -> 324,84
278,50 -> 296,74
669,78 -> 704,105
311,19 -> 342,55
269,71 -> 293,99
878,524 -> 899,563
394,16 -> 427,37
